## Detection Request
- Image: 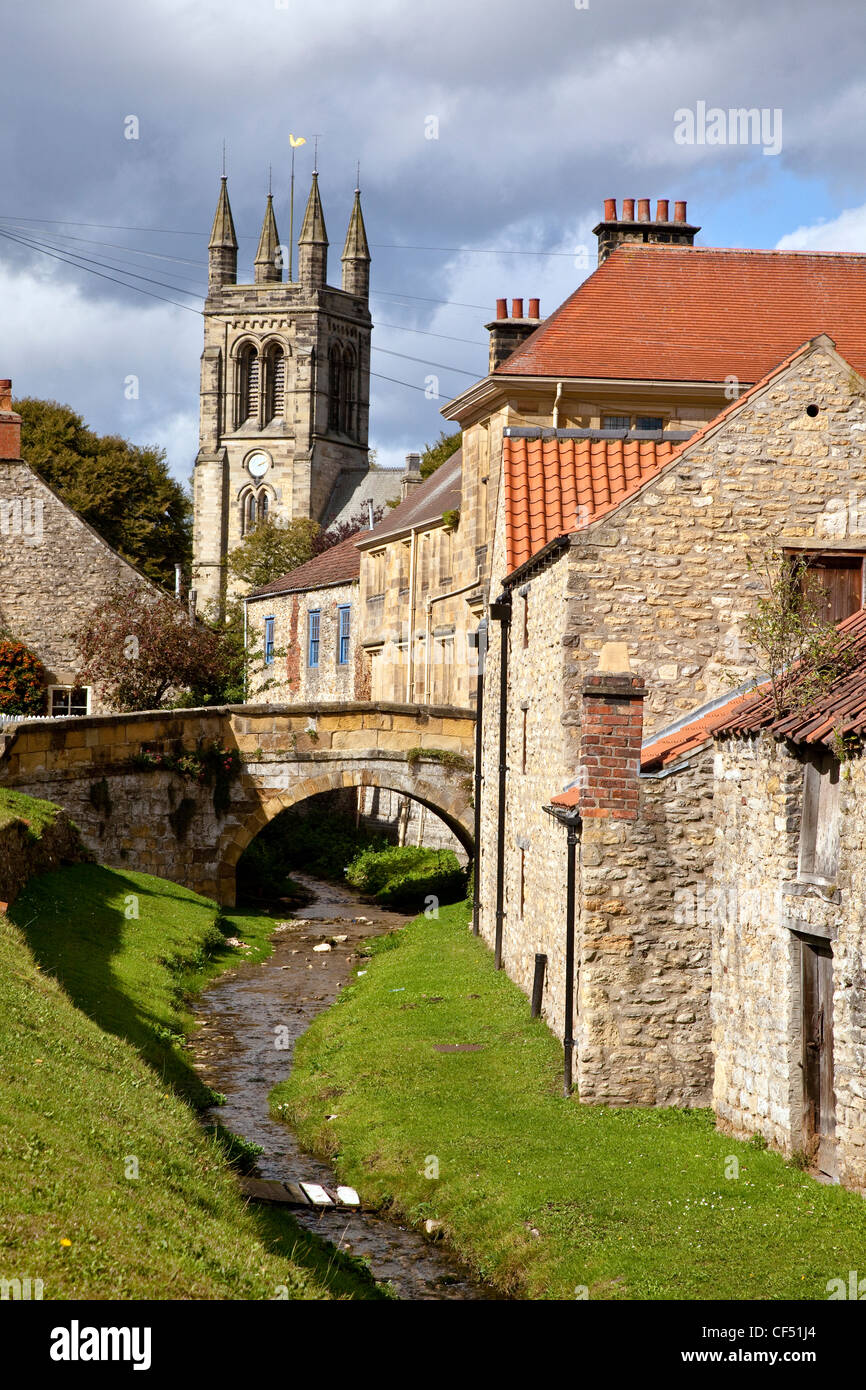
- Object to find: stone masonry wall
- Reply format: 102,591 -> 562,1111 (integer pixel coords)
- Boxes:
0,458 -> 158,711
712,733 -> 866,1191
247,581 -> 358,703
562,343 -> 866,739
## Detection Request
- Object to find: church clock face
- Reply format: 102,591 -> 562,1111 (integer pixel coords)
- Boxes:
246,449 -> 271,480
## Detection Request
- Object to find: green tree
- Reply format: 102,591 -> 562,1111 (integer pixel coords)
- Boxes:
77,586 -> 230,712
741,548 -> 856,718
226,516 -> 321,592
419,429 -> 461,479
15,397 -> 191,589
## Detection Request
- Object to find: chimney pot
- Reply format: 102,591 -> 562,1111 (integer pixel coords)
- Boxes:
528,297 -> 540,319
674,200 -> 687,223
511,297 -> 524,319
496,297 -> 508,320
621,198 -> 635,221
656,198 -> 669,222
603,197 -> 617,222
637,198 -> 650,222
0,377 -> 21,460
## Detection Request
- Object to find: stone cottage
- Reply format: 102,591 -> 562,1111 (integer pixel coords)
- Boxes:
706,611 -> 866,1190
473,333 -> 866,1110
0,379 -> 161,716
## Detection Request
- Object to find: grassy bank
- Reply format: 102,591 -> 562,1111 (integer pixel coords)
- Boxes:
276,901 -> 866,1300
1,861 -> 384,1299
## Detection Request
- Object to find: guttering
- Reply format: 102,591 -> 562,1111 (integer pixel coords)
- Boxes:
544,800 -> 582,1096
489,590 -> 512,969
503,534 -> 570,590
242,594 -> 249,703
422,571 -> 482,702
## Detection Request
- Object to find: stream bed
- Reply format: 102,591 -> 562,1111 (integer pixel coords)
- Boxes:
190,873 -> 498,1301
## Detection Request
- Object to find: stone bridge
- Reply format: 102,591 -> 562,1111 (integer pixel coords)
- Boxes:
0,702 -> 476,905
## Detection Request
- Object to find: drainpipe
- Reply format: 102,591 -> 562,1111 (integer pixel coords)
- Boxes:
240,597 -> 247,706
470,619 -> 487,935
552,381 -> 564,428
422,570 -> 482,703
489,590 -> 511,969
405,527 -> 417,703
544,801 -> 581,1096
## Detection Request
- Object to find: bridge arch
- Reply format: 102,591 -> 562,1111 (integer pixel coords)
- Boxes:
217,765 -> 474,905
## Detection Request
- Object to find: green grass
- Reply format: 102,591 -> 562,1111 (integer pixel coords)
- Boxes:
0,787 -> 63,835
275,901 -> 866,1301
1,862 -> 386,1300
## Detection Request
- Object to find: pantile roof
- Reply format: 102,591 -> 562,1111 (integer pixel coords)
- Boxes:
497,245 -> 866,382
248,533 -> 360,599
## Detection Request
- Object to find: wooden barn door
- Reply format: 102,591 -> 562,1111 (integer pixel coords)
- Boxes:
802,938 -> 837,1180
797,553 -> 864,625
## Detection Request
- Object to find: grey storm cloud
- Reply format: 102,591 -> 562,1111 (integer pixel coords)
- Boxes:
2,0 -> 866,478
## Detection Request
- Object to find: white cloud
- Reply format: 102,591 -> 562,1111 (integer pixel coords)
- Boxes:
776,203 -> 866,252
0,262 -> 200,484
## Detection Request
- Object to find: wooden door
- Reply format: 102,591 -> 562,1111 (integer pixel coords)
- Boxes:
802,938 -> 837,1179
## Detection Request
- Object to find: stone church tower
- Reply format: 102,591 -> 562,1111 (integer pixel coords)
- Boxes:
193,172 -> 372,613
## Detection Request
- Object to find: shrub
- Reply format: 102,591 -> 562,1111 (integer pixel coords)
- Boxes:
0,638 -> 46,716
345,845 -> 466,910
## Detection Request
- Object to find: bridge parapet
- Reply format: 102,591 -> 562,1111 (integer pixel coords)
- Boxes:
0,701 -> 476,905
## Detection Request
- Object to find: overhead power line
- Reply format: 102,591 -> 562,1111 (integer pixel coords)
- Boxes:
0,227 -> 202,313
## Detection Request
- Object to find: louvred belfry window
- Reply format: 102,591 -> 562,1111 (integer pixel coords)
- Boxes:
239,346 -> 259,423
264,346 -> 285,422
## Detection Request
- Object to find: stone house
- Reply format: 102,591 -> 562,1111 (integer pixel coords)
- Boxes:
474,333 -> 866,1111
0,379 -> 161,717
354,447 -> 480,708
706,614 -> 866,1191
245,534 -> 361,703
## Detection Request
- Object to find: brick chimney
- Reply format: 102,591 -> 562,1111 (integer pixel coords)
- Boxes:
0,380 -> 21,460
578,646 -> 646,819
485,297 -> 543,372
592,198 -> 700,266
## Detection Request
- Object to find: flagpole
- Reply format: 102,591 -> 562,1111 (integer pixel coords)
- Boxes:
288,146 -> 295,283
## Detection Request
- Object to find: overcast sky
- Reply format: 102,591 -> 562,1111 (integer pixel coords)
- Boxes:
3,0 -> 866,482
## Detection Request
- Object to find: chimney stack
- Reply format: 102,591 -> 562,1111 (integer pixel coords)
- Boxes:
485,297 -> 543,372
593,198 -> 700,265
0,379 -> 22,460
578,661 -> 647,820
401,451 -> 423,500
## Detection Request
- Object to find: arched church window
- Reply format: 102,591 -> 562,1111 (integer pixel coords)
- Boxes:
258,491 -> 269,524
264,345 -> 285,423
328,344 -> 343,432
241,490 -> 257,537
239,345 -> 260,424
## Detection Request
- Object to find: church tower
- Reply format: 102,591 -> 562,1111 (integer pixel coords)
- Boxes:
192,171 -> 372,615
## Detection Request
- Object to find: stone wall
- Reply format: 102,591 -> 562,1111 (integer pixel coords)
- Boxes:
712,732 -> 866,1192
0,792 -> 88,905
0,457 -> 159,713
560,341 -> 866,739
247,580 -> 358,703
577,748 -> 715,1106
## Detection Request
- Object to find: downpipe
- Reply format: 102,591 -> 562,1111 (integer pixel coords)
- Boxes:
489,591 -> 511,970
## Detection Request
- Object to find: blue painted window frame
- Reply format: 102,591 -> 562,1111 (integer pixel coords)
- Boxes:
337,605 -> 351,665
308,609 -> 321,667
264,616 -> 275,666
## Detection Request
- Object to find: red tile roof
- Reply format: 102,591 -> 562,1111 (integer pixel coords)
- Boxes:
504,434 -> 678,571
498,245 -> 866,382
716,608 -> 866,747
550,784 -> 581,809
640,686 -> 771,771
248,533 -> 360,599
503,338 -> 823,572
